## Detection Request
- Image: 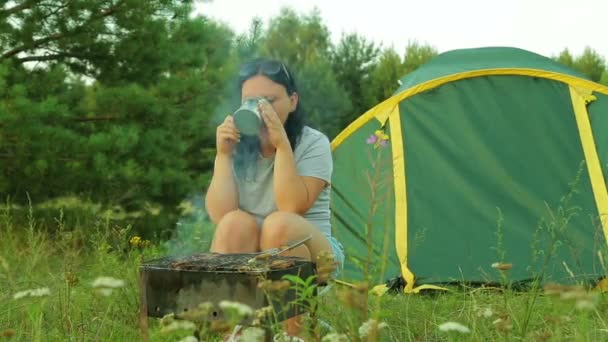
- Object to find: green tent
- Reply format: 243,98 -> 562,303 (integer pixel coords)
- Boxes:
329,46 -> 608,294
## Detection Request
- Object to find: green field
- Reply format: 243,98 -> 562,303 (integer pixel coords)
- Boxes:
1,203 -> 607,342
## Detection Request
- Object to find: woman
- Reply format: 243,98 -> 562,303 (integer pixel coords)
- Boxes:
205,58 -> 344,338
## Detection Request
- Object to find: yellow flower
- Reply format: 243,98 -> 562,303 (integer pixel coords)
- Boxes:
375,130 -> 389,141
129,236 -> 141,247
129,236 -> 151,248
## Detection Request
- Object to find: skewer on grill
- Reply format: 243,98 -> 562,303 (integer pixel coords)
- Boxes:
247,234 -> 312,264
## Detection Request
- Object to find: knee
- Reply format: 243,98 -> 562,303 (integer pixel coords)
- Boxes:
260,211 -> 295,247
213,210 -> 258,242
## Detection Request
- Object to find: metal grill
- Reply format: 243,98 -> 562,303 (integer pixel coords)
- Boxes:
138,252 -> 316,323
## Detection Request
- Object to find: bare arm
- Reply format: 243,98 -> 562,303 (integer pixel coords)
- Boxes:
257,98 -> 327,214
205,154 -> 239,224
205,115 -> 240,223
273,145 -> 326,214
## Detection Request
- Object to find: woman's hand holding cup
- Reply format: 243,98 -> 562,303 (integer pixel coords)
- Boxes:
216,115 -> 240,156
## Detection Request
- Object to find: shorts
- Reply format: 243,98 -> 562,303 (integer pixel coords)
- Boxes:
324,233 -> 345,279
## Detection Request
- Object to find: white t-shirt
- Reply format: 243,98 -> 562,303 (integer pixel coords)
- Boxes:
232,126 -> 333,236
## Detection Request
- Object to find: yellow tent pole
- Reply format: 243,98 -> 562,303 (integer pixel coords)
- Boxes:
569,85 -> 608,243
332,68 -> 608,151
387,105 -> 415,293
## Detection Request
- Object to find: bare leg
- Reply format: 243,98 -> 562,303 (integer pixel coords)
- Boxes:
260,212 -> 333,261
260,211 -> 335,338
210,210 -> 260,253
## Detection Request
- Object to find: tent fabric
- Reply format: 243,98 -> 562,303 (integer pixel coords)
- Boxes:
394,46 -> 590,91
330,46 -> 608,293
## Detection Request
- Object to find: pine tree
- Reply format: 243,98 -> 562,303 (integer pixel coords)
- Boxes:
0,1 -> 236,224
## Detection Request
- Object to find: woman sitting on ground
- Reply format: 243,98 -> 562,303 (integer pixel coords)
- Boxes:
205,57 -> 345,339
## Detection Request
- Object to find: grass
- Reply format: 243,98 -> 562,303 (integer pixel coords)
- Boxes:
1,202 -> 607,342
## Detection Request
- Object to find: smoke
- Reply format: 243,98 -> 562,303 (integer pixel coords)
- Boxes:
163,193 -> 214,257
212,68 -> 242,126
159,65 -> 266,258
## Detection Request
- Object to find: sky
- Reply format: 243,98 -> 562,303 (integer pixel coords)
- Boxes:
194,0 -> 608,60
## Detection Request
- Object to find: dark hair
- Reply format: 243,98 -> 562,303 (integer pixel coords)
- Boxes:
234,58 -> 305,179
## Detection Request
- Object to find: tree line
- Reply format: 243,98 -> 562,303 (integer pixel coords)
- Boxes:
1,1 -> 606,231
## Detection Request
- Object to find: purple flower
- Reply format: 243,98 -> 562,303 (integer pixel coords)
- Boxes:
366,130 -> 389,149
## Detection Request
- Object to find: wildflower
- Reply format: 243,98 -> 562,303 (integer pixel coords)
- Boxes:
92,276 -> 125,289
98,242 -> 112,253
491,262 -> 513,271
65,271 -> 79,287
178,200 -> 195,215
219,300 -> 253,318
177,337 -> 198,342
322,332 -> 349,342
366,130 -> 389,149
13,287 -> 51,300
161,320 -> 196,334
477,307 -> 494,318
92,276 -> 125,296
254,305 -> 274,321
337,286 -> 368,312
492,317 -> 513,333
160,313 -> 175,326
273,332 -> 304,342
359,319 -> 388,338
316,251 -> 338,282
130,236 -> 141,247
129,236 -> 151,248
438,322 -> 470,333
239,326 -> 266,341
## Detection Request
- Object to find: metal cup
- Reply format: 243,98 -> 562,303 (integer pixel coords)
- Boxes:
233,98 -> 262,136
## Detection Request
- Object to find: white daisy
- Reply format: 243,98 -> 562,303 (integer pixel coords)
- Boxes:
92,276 -> 125,289
358,319 -> 388,338
322,332 -> 349,342
13,287 -> 51,299
219,300 -> 253,318
438,322 -> 470,333
161,320 -> 196,333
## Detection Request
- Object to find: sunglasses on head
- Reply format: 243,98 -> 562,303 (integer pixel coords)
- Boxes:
239,60 -> 292,84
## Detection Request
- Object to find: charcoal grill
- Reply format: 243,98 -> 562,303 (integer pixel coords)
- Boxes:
138,252 -> 316,324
